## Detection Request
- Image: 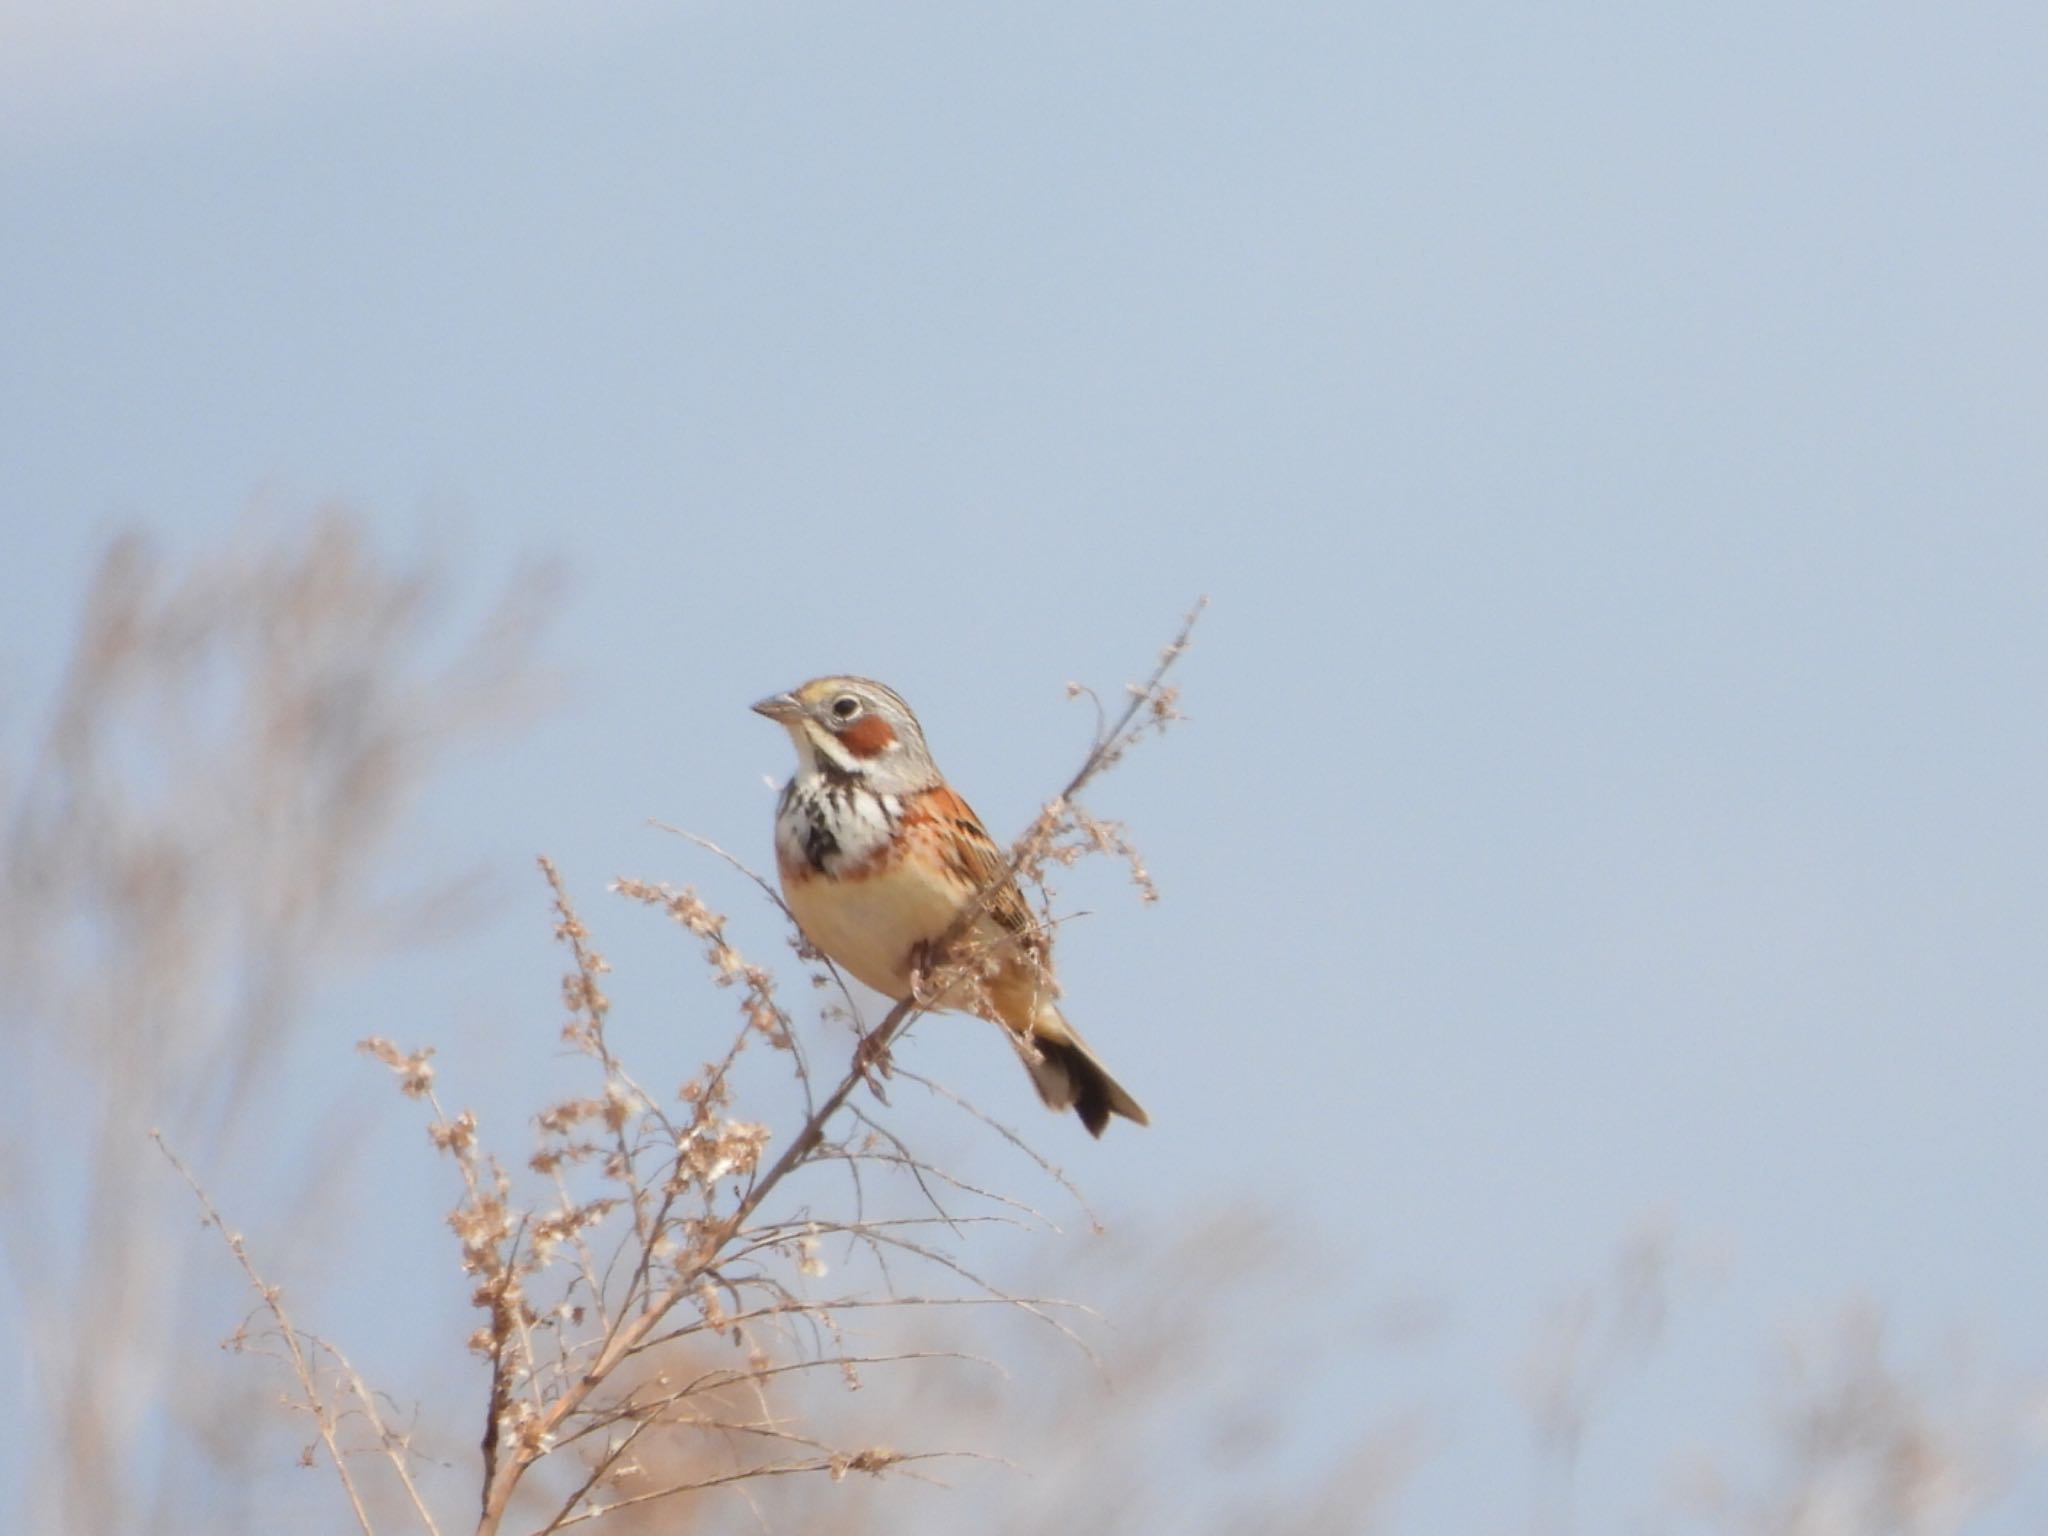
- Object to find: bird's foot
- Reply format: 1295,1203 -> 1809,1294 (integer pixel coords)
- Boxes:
906,939 -> 940,1007
853,1026 -> 894,1102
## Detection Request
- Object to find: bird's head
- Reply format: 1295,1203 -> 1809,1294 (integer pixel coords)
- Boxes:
752,676 -> 940,790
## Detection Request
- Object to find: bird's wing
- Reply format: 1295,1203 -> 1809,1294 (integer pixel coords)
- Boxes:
907,783 -> 1038,942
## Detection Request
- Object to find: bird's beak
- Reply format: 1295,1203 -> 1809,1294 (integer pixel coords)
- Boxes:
751,691 -> 804,723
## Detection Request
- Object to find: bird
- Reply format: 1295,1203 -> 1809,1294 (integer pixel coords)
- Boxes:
753,676 -> 1149,1137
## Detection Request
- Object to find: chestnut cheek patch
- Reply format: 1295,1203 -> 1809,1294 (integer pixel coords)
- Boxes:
837,715 -> 898,759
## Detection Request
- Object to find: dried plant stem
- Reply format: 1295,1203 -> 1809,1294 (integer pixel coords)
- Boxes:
544,1450 -> 961,1530
322,1337 -> 445,1536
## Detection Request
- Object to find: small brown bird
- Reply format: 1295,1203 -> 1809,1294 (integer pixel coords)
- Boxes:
754,676 -> 1148,1136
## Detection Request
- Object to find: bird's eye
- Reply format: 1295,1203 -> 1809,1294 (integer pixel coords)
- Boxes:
831,695 -> 862,720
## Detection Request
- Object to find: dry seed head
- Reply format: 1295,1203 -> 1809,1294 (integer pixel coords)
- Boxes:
359,1036 -> 437,1097
602,1079 -> 632,1131
561,971 -> 609,1020
429,1110 -> 478,1156
830,1446 -> 901,1480
536,1097 -> 601,1136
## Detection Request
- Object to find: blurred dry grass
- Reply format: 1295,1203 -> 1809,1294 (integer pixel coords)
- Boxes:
0,516 -> 551,1534
1671,1301 -> 2046,1536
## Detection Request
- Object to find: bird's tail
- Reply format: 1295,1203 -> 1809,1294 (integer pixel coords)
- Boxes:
1022,1007 -> 1149,1138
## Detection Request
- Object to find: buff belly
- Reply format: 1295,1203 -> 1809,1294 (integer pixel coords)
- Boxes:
783,857 -> 970,1001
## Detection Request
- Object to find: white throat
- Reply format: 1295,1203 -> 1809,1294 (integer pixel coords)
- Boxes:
773,760 -> 900,879
782,722 -> 874,782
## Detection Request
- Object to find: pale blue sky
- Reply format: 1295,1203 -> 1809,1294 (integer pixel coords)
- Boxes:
5,2 -> 2047,1527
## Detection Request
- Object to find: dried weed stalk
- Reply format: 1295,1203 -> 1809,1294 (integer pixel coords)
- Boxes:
153,1132 -> 443,1536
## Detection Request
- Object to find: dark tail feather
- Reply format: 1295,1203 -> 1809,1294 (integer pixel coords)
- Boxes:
1030,1035 -> 1150,1138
